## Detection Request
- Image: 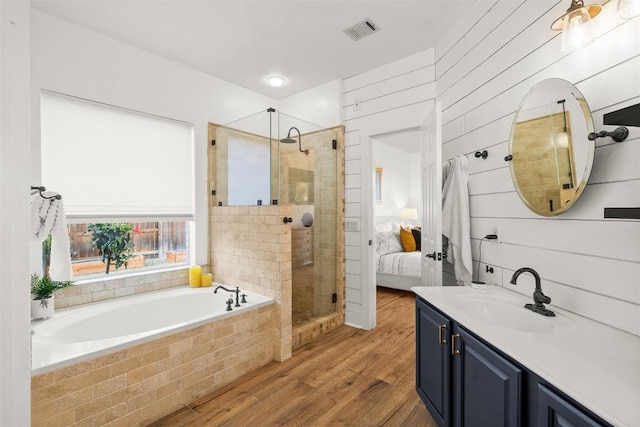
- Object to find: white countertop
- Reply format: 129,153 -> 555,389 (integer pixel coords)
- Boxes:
412,285 -> 640,427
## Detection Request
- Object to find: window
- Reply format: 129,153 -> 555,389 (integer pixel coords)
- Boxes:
59,221 -> 188,278
375,166 -> 383,204
40,91 -> 194,278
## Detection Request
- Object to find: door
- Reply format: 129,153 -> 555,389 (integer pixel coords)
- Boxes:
416,298 -> 451,427
452,325 -> 523,427
422,101 -> 443,286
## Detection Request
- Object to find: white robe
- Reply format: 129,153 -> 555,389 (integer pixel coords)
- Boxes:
442,155 -> 472,285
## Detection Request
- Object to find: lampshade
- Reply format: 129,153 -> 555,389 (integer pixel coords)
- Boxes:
618,0 -> 640,18
551,0 -> 602,53
400,208 -> 418,221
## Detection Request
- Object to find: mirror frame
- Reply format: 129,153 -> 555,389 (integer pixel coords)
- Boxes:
509,78 -> 595,216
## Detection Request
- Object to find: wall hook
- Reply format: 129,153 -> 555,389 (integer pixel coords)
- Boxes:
588,126 -> 629,142
475,150 -> 488,159
283,217 -> 292,224
504,154 -> 513,161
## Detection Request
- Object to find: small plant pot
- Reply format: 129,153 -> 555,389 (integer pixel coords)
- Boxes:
31,296 -> 54,320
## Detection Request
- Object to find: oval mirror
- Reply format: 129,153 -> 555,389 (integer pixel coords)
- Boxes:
509,78 -> 595,216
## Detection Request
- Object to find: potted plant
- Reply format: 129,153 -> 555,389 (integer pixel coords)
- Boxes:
88,223 -> 134,274
30,273 -> 74,319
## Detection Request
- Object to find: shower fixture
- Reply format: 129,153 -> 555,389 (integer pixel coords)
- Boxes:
280,127 -> 309,154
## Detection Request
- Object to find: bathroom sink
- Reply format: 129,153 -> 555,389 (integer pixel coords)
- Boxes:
459,296 -> 578,334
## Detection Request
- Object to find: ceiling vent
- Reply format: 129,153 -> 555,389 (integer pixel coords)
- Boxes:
343,18 -> 380,41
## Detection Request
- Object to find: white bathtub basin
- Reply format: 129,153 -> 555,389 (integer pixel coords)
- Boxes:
31,285 -> 273,374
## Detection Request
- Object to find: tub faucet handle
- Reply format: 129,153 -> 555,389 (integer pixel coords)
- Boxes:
241,294 -> 247,304
226,298 -> 234,311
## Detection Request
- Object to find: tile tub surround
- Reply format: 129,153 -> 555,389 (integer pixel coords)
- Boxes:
54,267 -> 190,310
31,304 -> 274,426
210,205 -> 293,362
32,287 -> 273,374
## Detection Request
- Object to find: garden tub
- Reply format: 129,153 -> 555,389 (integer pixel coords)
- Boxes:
31,284 -> 274,375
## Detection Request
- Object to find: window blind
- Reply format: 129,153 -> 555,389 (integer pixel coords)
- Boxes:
40,91 -> 194,222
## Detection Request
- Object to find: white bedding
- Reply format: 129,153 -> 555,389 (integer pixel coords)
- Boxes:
377,251 -> 422,277
376,251 -> 422,291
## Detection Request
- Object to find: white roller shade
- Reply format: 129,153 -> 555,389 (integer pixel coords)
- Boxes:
40,91 -> 194,222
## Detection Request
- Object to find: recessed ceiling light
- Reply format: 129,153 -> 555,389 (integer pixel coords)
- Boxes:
266,75 -> 287,87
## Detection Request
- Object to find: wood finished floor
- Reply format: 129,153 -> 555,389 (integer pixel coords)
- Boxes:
150,287 -> 436,427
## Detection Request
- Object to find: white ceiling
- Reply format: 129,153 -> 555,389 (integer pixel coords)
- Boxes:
31,0 -> 473,100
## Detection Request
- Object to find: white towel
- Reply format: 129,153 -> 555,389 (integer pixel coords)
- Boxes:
442,155 -> 472,285
31,192 -> 72,281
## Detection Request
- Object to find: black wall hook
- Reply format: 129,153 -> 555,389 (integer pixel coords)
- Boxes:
475,150 -> 488,159
504,154 -> 513,161
283,217 -> 292,224
588,126 -> 629,142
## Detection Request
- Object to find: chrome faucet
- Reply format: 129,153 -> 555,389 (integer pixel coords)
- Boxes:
214,285 -> 241,307
509,267 -> 555,317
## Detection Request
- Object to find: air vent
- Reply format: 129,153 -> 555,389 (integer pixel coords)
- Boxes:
343,18 -> 380,41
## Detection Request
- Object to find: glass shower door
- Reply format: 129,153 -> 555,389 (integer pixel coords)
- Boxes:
278,117 -> 337,327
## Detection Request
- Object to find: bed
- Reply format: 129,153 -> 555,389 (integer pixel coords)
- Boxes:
375,218 -> 423,291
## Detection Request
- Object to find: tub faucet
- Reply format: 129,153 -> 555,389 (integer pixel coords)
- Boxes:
509,267 -> 555,317
214,285 -> 241,307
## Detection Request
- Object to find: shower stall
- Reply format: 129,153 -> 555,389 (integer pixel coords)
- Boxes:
208,108 -> 343,333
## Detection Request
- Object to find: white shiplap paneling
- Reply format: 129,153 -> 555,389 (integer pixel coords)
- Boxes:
341,49 -> 436,328
436,0 -> 640,335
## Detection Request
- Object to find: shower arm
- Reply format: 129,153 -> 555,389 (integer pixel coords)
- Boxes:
286,127 -> 308,154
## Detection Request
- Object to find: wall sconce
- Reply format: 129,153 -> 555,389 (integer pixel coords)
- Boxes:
588,126 -> 629,142
551,0 -> 602,53
618,0 -> 640,18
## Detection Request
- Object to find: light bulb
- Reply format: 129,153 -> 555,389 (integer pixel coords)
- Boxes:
560,8 -> 596,53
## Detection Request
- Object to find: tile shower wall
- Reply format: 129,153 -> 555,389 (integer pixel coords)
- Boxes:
31,305 -> 273,426
436,1 -> 639,335
209,205 -> 293,361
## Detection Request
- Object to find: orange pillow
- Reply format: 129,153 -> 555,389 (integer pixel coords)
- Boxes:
399,227 -> 416,252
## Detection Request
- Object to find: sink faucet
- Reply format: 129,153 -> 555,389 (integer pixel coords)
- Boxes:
509,267 -> 555,317
214,285 -> 241,307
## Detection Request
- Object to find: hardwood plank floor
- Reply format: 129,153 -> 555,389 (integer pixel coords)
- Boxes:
150,287 -> 436,427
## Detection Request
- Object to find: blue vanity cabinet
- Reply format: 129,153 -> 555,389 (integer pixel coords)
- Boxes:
416,297 -> 522,427
451,324 -> 523,427
536,383 -> 603,427
416,297 -> 451,427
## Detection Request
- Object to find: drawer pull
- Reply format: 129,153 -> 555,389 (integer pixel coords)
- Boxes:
438,324 -> 447,345
451,333 -> 461,356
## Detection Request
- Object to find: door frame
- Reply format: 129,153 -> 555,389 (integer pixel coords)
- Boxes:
361,104 -> 437,329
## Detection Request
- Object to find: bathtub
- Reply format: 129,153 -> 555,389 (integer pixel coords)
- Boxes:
31,284 -> 273,375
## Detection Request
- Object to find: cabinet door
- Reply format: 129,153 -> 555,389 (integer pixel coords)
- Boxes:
416,298 -> 451,427
452,325 -> 522,427
537,384 -> 605,427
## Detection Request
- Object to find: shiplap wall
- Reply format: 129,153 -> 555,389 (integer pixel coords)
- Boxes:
342,50 -> 437,327
436,0 -> 640,335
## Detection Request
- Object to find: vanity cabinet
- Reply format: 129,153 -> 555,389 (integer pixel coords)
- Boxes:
416,297 -> 451,426
416,297 -> 609,427
417,297 -> 521,427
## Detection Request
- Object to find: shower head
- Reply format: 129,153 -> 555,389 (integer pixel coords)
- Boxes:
280,127 -> 309,154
